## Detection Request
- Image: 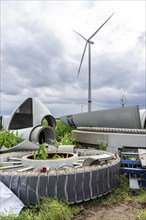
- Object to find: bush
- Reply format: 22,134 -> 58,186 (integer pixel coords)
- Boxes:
56,120 -> 73,139
55,120 -> 76,145
0,130 -> 22,149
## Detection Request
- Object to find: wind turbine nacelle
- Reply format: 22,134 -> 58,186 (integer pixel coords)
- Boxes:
88,40 -> 94,44
60,105 -> 145,129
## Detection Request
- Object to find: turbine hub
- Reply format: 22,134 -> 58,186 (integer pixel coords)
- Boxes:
88,40 -> 94,44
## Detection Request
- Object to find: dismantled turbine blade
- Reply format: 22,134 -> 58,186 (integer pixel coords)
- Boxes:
72,29 -> 87,41
77,42 -> 88,77
88,12 -> 115,41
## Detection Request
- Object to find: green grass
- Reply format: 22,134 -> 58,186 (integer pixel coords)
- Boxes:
55,120 -> 76,146
136,209 -> 146,220
0,130 -> 22,149
135,189 -> 146,204
56,120 -> 74,140
135,189 -> 146,220
0,198 -> 82,220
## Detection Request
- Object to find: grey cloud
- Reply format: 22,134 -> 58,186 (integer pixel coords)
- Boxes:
2,25 -> 68,93
137,32 -> 145,45
92,48 -> 144,90
1,1 -> 145,117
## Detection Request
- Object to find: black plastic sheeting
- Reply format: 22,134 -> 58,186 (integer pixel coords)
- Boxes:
0,158 -> 120,206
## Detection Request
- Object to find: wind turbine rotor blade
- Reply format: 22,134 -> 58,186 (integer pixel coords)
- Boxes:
72,29 -> 87,41
77,42 -> 88,78
88,12 -> 115,41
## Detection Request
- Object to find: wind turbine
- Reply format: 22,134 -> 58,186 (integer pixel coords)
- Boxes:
74,12 -> 115,112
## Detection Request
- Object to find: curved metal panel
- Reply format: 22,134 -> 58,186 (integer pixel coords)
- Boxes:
61,106 -> 141,129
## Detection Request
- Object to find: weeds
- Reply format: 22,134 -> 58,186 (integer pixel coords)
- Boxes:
37,198 -> 72,220
56,120 -> 74,141
0,198 -> 75,220
135,189 -> 146,204
97,142 -> 107,151
55,120 -> 76,146
33,144 -> 48,160
136,209 -> 146,220
0,130 -> 22,149
58,133 -> 76,145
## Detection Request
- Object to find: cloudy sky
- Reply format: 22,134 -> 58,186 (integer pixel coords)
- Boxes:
1,1 -> 145,118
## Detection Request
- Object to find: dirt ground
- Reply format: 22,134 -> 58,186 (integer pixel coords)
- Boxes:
73,201 -> 145,220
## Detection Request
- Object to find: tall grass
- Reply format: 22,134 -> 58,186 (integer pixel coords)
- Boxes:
55,120 -> 76,145
136,209 -> 146,220
135,189 -> 146,204
0,198 -> 78,220
56,120 -> 74,139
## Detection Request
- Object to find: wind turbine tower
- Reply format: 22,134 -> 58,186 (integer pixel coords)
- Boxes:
74,12 -> 115,112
